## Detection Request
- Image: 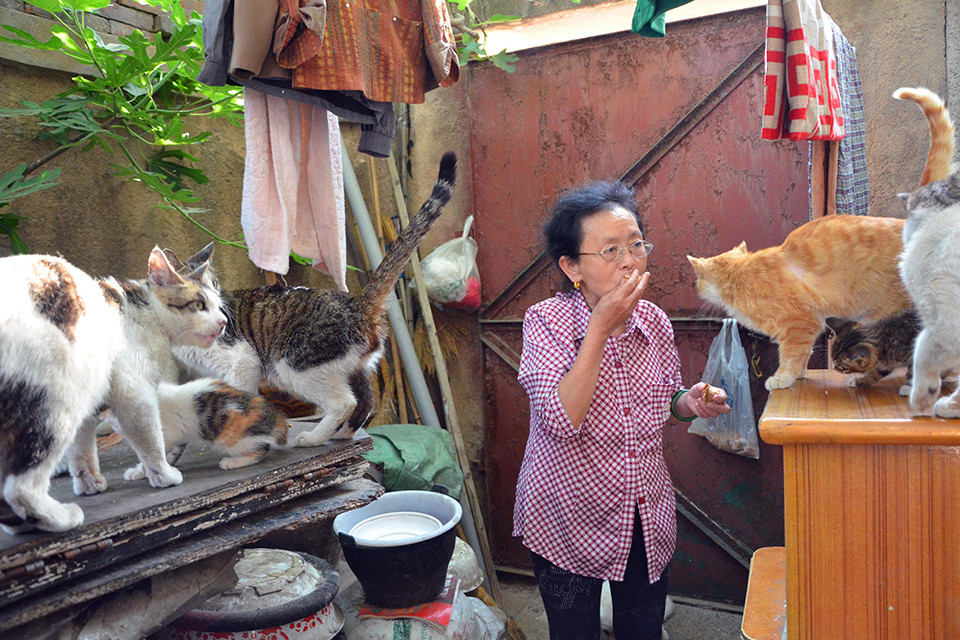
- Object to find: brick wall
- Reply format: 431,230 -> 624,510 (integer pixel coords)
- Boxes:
2,0 -> 203,39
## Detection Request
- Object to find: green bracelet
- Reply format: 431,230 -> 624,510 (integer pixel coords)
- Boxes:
670,389 -> 696,422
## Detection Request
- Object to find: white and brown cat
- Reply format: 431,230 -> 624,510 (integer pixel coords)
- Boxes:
687,87 -> 952,391
0,245 -> 225,533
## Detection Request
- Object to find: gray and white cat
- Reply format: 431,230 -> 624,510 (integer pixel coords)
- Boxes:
898,172 -> 960,416
175,152 -> 457,447
0,246 -> 226,533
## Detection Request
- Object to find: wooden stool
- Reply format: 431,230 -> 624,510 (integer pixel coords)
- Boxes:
741,546 -> 787,640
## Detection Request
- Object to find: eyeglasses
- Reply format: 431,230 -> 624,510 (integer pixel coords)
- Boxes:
578,240 -> 654,263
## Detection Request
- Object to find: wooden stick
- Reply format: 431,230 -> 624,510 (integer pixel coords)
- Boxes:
386,156 -> 502,604
392,337 -> 408,423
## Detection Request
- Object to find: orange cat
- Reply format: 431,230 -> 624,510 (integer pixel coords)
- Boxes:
687,86 -> 953,391
687,216 -> 911,390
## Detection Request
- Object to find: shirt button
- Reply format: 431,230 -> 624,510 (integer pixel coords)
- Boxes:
623,407 -> 631,416
614,359 -> 622,368
631,449 -> 639,458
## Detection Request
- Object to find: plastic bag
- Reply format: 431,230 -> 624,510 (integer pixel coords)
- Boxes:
420,215 -> 481,311
688,318 -> 759,459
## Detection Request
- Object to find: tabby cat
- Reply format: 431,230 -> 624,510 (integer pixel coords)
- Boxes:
175,152 -> 457,447
104,378 -> 289,473
687,86 -> 954,391
826,310 -> 921,393
0,246 -> 225,532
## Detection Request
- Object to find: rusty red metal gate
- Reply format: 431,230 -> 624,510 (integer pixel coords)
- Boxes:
467,6 -> 814,602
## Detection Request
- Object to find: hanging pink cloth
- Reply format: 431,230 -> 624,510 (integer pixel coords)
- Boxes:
242,87 -> 348,291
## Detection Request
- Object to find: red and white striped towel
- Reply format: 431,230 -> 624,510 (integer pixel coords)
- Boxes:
761,0 -> 844,141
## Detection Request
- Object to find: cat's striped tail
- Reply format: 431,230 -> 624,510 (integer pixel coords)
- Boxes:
357,151 -> 457,315
893,87 -> 956,186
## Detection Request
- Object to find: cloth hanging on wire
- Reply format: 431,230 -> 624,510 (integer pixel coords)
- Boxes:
829,16 -> 869,215
241,88 -> 348,289
806,15 -> 868,218
631,0 -> 695,37
274,0 -> 459,104
761,0 -> 844,141
197,0 -> 395,157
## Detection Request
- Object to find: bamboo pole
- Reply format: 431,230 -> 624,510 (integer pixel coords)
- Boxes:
386,155 -> 502,604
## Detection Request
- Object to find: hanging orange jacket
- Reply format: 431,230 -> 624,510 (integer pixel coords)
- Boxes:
275,0 -> 459,104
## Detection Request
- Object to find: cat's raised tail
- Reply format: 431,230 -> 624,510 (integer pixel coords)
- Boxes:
357,151 -> 457,316
893,87 -> 955,186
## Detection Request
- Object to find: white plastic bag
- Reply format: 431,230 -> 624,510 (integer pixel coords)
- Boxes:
688,318 -> 759,459
420,216 -> 481,311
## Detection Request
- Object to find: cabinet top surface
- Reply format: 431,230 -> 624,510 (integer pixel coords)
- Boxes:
758,370 -> 960,445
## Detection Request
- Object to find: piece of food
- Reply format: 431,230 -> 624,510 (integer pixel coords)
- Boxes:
702,383 -> 719,403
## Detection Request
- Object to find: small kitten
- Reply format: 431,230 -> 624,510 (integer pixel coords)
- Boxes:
0,246 -> 225,533
106,378 -> 289,473
175,152 -> 457,448
826,310 -> 921,393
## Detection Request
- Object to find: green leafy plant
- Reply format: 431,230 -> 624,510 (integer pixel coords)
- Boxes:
449,0 -> 519,71
0,0 -> 244,253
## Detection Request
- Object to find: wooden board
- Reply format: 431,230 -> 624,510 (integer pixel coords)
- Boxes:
0,423 -> 373,613
1,478 -> 383,634
741,546 -> 786,640
758,370 -> 960,640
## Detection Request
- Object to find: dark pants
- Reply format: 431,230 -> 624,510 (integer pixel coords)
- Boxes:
530,517 -> 669,640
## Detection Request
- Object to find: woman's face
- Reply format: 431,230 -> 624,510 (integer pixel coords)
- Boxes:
559,206 -> 647,309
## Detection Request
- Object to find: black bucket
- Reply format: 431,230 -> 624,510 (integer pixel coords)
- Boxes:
333,490 -> 462,608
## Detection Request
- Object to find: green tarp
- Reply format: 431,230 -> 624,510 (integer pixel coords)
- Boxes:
363,424 -> 464,500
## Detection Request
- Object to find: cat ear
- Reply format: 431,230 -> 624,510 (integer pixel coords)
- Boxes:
736,241 -> 747,252
897,193 -> 911,207
186,243 -> 215,267
686,255 -> 703,274
825,317 -> 855,336
148,247 -> 186,287
161,249 -> 186,272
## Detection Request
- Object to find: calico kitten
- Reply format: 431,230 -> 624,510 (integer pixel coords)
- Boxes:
898,172 -> 960,416
175,152 -> 457,447
104,378 -> 289,473
687,86 -> 954,392
826,310 -> 921,393
0,246 -> 225,533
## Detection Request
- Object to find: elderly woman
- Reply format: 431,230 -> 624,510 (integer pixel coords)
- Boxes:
513,180 -> 730,640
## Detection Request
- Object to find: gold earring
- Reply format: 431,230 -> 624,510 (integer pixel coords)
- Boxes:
573,280 -> 581,290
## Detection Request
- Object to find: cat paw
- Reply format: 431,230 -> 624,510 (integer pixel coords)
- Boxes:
219,456 -> 259,470
124,464 -> 147,481
39,503 -> 84,532
909,388 -> 937,415
933,397 -> 960,419
764,374 -> 797,391
145,464 -> 183,488
295,431 -> 327,448
72,471 -> 107,496
899,384 -> 912,397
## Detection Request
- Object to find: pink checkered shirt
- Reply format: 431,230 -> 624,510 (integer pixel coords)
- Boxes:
513,290 -> 681,583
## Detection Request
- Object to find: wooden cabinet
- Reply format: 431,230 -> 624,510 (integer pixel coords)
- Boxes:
756,370 -> 960,640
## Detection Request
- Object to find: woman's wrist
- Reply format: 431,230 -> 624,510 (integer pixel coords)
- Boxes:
670,389 -> 696,422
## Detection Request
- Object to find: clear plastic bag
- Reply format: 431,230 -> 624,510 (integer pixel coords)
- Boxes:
420,215 -> 481,311
688,318 -> 759,459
